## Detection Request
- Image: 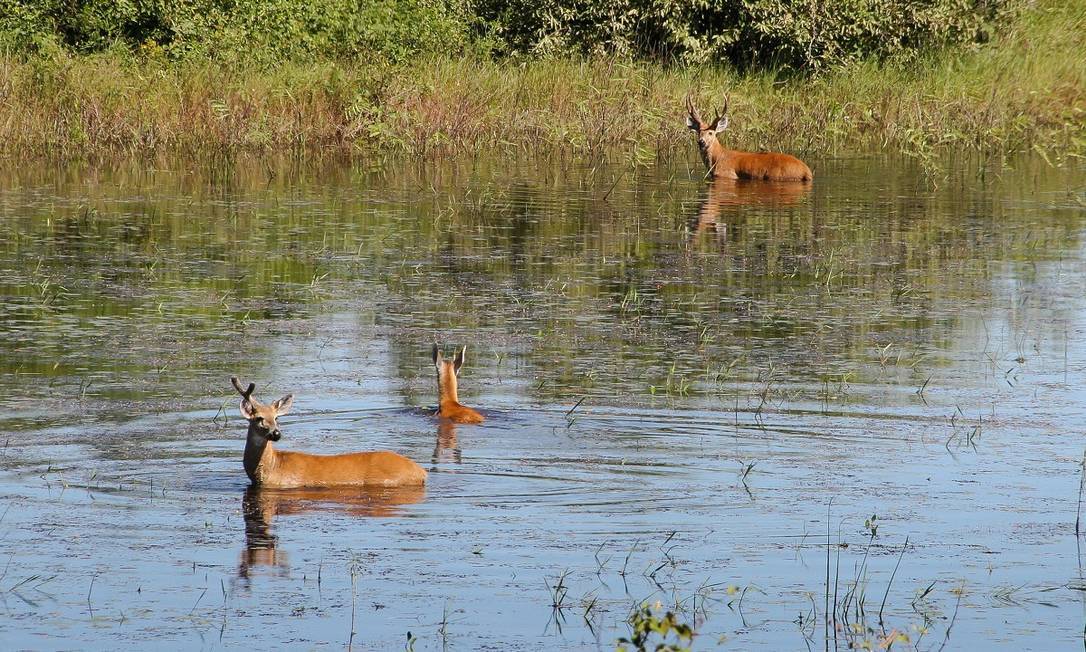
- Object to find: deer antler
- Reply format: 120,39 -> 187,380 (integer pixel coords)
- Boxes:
708,94 -> 730,127
685,95 -> 703,124
231,376 -> 256,401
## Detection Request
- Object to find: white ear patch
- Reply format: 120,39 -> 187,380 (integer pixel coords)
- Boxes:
240,399 -> 257,420
713,115 -> 729,132
272,394 -> 294,416
686,115 -> 699,131
453,345 -> 466,374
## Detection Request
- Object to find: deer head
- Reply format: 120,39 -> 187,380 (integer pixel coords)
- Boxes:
432,344 -> 466,377
232,376 -> 294,443
686,96 -> 730,164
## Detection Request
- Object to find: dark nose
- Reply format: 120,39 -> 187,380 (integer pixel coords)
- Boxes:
269,430 -> 281,441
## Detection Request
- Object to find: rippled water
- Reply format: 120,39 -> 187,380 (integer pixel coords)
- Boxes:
1,154 -> 1085,650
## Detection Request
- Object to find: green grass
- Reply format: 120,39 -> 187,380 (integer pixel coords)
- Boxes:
0,0 -> 1082,162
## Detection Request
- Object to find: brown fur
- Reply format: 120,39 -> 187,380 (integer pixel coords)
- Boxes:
432,344 -> 484,424
687,98 -> 813,182
231,377 -> 427,489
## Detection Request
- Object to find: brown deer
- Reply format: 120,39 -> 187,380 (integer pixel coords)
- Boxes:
232,377 -> 427,488
686,96 -> 813,182
432,345 -> 484,424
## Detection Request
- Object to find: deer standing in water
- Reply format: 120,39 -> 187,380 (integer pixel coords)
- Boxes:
686,96 -> 813,182
232,377 -> 427,488
432,345 -> 484,424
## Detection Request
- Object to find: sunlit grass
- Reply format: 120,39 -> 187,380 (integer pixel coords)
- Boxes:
0,0 -> 1081,161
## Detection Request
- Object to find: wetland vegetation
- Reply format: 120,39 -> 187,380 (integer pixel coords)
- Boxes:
1,154 -> 1085,648
0,0 -> 1083,161
2,1 -> 1086,649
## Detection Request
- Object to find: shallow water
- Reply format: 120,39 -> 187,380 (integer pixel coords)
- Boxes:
1,153 -> 1085,650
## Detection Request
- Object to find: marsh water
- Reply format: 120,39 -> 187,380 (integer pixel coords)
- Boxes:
1,153 -> 1085,650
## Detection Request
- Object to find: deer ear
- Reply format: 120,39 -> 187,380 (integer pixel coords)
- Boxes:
712,115 -> 729,132
453,345 -> 466,374
271,394 -> 294,416
239,399 -> 257,420
686,115 -> 699,131
432,344 -> 442,367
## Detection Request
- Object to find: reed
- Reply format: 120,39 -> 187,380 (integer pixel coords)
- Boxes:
0,0 -> 1081,161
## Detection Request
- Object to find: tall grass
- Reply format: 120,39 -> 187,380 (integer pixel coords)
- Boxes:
0,0 -> 1082,162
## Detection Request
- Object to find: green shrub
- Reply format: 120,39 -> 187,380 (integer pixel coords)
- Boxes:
0,0 -> 471,64
474,0 -> 1015,69
0,0 -> 1025,69
617,603 -> 695,652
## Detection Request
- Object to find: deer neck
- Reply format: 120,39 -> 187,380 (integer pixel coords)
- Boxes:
703,139 -> 734,177
438,370 -> 461,409
243,427 -> 280,484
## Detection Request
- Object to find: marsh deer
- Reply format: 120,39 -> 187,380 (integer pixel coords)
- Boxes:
232,377 -> 427,488
686,97 -> 813,182
432,345 -> 484,424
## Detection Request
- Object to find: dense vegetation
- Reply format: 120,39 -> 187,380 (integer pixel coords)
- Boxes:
0,0 -> 1082,160
2,0 -> 1013,69
0,0 -> 471,64
477,0 -> 1011,69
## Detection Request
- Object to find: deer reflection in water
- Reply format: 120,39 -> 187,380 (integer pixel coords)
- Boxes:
237,484 -> 426,583
432,420 -> 462,465
690,177 -> 813,244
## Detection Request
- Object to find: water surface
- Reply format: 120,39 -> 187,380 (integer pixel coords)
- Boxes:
1,154 -> 1085,650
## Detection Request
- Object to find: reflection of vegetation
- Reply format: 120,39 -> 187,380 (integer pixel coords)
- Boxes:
0,154 -> 1080,409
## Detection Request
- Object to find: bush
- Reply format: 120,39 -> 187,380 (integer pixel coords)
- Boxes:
0,0 -> 1018,69
0,0 -> 471,64
474,0 -> 1015,69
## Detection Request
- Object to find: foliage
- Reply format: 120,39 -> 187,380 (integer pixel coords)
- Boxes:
474,0 -> 1017,69
616,603 -> 695,652
0,0 -> 1021,69
0,0 -> 471,64
0,1 -> 1082,160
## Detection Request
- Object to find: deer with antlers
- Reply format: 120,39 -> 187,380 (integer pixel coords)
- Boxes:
686,96 -> 813,182
231,377 -> 426,488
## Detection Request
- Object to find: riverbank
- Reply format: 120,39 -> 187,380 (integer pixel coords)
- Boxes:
1,0 -> 1082,163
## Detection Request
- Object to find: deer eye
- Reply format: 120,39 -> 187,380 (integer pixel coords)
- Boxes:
253,416 -> 264,424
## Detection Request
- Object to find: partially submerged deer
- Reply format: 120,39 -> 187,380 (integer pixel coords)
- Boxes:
432,345 -> 484,424
686,96 -> 813,182
232,377 -> 427,488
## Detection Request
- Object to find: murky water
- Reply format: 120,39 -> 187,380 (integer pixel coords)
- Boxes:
1,153 -> 1085,650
